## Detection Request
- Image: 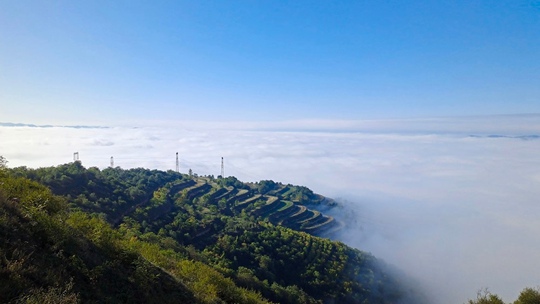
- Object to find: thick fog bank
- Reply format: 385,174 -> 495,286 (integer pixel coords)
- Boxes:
2,115 -> 540,303
318,134 -> 540,303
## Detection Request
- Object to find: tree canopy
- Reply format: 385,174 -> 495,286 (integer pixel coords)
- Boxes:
2,160 -> 424,303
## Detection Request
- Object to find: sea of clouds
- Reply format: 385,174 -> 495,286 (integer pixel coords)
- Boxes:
2,115 -> 540,303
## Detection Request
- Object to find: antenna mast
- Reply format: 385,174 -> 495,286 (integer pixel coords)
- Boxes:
73,152 -> 79,162
176,152 -> 179,173
221,157 -> 224,178
110,156 -> 114,168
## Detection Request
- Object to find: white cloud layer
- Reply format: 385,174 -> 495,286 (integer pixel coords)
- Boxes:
1,115 -> 540,303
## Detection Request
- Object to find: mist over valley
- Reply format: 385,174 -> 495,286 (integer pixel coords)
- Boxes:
2,115 -> 539,303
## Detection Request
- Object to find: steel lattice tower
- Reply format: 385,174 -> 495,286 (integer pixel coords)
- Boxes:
221,157 -> 224,177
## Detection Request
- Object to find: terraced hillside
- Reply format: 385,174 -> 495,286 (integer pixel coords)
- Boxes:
188,177 -> 340,236
10,163 -> 339,237
123,175 -> 341,239
7,162 -> 429,303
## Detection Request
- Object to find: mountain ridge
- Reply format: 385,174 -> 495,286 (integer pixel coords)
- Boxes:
1,161 -> 427,303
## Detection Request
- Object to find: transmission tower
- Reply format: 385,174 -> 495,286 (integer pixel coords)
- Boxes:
221,157 -> 224,178
73,152 -> 79,162
110,156 -> 114,168
176,152 -> 179,173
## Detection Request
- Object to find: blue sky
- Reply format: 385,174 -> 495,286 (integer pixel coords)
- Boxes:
1,1 -> 539,124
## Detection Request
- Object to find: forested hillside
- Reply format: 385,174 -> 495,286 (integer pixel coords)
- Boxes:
1,160 -> 425,303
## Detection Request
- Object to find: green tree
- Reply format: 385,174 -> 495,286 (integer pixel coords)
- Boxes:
0,156 -> 7,178
467,289 -> 505,304
514,287 -> 540,304
0,155 -> 7,168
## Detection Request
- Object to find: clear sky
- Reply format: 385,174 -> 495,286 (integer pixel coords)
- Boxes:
1,1 -> 539,125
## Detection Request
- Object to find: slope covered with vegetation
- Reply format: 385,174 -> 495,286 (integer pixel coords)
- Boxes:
0,163 -> 267,303
2,159 -> 424,303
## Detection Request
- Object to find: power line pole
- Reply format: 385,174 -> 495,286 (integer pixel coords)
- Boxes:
110,156 -> 114,168
221,157 -> 224,178
176,152 -> 179,173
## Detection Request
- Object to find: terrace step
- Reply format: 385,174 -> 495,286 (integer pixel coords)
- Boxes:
252,196 -> 283,217
303,216 -> 337,234
233,194 -> 263,211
